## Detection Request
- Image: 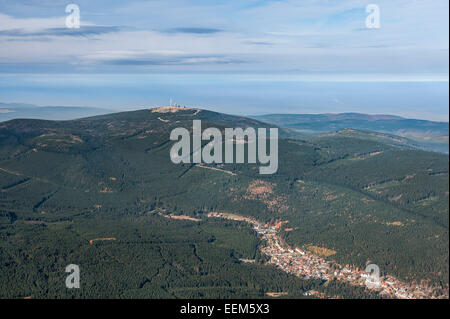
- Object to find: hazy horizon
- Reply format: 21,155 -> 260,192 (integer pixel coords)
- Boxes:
0,74 -> 448,122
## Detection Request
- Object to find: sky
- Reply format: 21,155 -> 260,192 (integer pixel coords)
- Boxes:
0,0 -> 448,120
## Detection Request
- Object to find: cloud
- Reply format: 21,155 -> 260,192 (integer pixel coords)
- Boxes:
0,1 -> 448,75
163,27 -> 224,34
108,56 -> 242,65
0,26 -> 121,37
79,50 -> 244,66
106,57 -> 241,65
0,12 -> 65,30
244,41 -> 274,46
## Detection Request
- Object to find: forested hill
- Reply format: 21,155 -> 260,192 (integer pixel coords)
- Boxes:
0,107 -> 448,298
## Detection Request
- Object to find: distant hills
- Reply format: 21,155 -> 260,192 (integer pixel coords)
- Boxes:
0,102 -> 115,122
251,113 -> 448,136
251,113 -> 449,154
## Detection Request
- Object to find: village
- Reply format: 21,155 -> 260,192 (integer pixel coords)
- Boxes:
207,212 -> 444,299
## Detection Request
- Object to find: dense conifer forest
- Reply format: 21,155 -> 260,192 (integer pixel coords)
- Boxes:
0,108 -> 448,298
